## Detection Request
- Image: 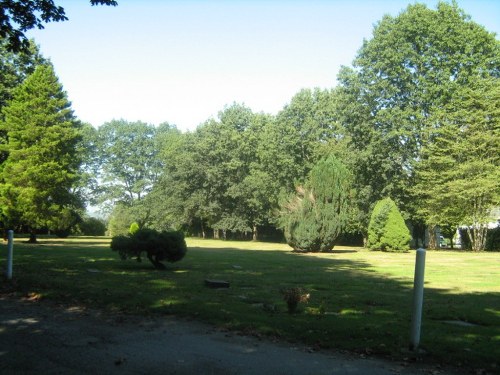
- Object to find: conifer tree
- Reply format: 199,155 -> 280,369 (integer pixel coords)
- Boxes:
280,155 -> 351,252
0,64 -> 83,241
367,198 -> 411,252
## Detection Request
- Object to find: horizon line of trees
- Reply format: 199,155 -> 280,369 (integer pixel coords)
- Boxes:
1,2 -> 499,250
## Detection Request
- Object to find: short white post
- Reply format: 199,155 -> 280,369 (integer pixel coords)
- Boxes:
6,230 -> 14,280
410,248 -> 426,350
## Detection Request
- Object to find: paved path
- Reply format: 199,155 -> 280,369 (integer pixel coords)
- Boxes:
0,297 -> 462,375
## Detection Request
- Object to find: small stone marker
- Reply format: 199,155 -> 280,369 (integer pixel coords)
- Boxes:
204,279 -> 230,288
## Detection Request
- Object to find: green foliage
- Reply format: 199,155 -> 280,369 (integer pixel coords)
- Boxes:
485,227 -> 500,251
280,155 -> 351,252
337,1 -> 500,235
367,198 -> 411,252
271,88 -> 341,191
153,104 -> 277,240
414,76 -> 500,251
0,0 -> 117,52
280,187 -> 320,251
77,216 -> 107,236
93,121 -> 181,232
460,226 -> 500,252
107,204 -> 135,236
0,40 -> 47,118
0,64 -> 84,236
129,222 -> 140,235
94,120 -> 170,205
110,228 -> 187,269
50,208 -> 81,238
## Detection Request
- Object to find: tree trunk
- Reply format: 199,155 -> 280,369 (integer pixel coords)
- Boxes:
146,252 -> 166,270
200,219 -> 206,239
427,225 -> 438,249
412,222 -> 426,248
213,228 -> 219,239
468,225 -> 486,251
28,229 -> 37,243
252,225 -> 258,241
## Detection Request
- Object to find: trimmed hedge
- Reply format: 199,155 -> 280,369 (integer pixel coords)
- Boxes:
111,228 -> 187,269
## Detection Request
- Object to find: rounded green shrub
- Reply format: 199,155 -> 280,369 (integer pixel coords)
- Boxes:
367,198 -> 411,252
111,228 -> 187,269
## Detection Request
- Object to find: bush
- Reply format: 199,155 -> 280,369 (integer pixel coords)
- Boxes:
49,208 -> 80,238
107,204 -> 135,236
129,222 -> 140,235
77,217 -> 107,236
485,226 -> 500,251
367,198 -> 411,252
280,155 -> 351,252
461,226 -> 500,251
110,228 -> 187,269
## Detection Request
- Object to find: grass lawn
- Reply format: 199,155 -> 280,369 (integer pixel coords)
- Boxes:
1,236 -> 499,371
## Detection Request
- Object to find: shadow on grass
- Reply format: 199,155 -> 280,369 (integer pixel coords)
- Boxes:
1,242 -> 498,371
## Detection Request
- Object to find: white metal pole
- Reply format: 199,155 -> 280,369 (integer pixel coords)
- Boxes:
6,230 -> 14,280
410,248 -> 426,350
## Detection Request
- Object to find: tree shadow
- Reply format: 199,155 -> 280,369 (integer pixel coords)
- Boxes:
1,241 -> 498,372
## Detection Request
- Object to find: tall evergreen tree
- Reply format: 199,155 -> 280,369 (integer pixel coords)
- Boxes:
0,40 -> 47,167
0,64 -> 83,241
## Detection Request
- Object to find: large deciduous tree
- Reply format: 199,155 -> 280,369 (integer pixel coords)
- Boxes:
0,63 -> 84,241
337,1 -> 500,240
414,76 -> 500,251
94,120 -> 179,230
152,104 -> 278,240
0,0 -> 117,52
268,88 -> 340,193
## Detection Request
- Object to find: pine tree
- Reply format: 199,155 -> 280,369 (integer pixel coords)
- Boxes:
0,64 -> 83,241
280,155 -> 351,252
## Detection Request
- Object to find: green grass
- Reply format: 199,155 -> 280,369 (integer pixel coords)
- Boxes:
1,236 -> 499,371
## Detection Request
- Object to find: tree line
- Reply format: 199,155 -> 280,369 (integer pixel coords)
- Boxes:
0,2 -> 498,250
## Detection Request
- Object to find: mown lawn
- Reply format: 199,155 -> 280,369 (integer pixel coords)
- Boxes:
1,236 -> 499,371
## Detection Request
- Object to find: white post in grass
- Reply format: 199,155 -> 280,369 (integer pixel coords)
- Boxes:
6,230 -> 14,280
410,248 -> 426,351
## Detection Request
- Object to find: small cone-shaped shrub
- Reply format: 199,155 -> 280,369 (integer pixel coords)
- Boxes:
367,198 -> 411,252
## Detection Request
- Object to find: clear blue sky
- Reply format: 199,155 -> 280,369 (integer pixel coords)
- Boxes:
27,0 -> 500,131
